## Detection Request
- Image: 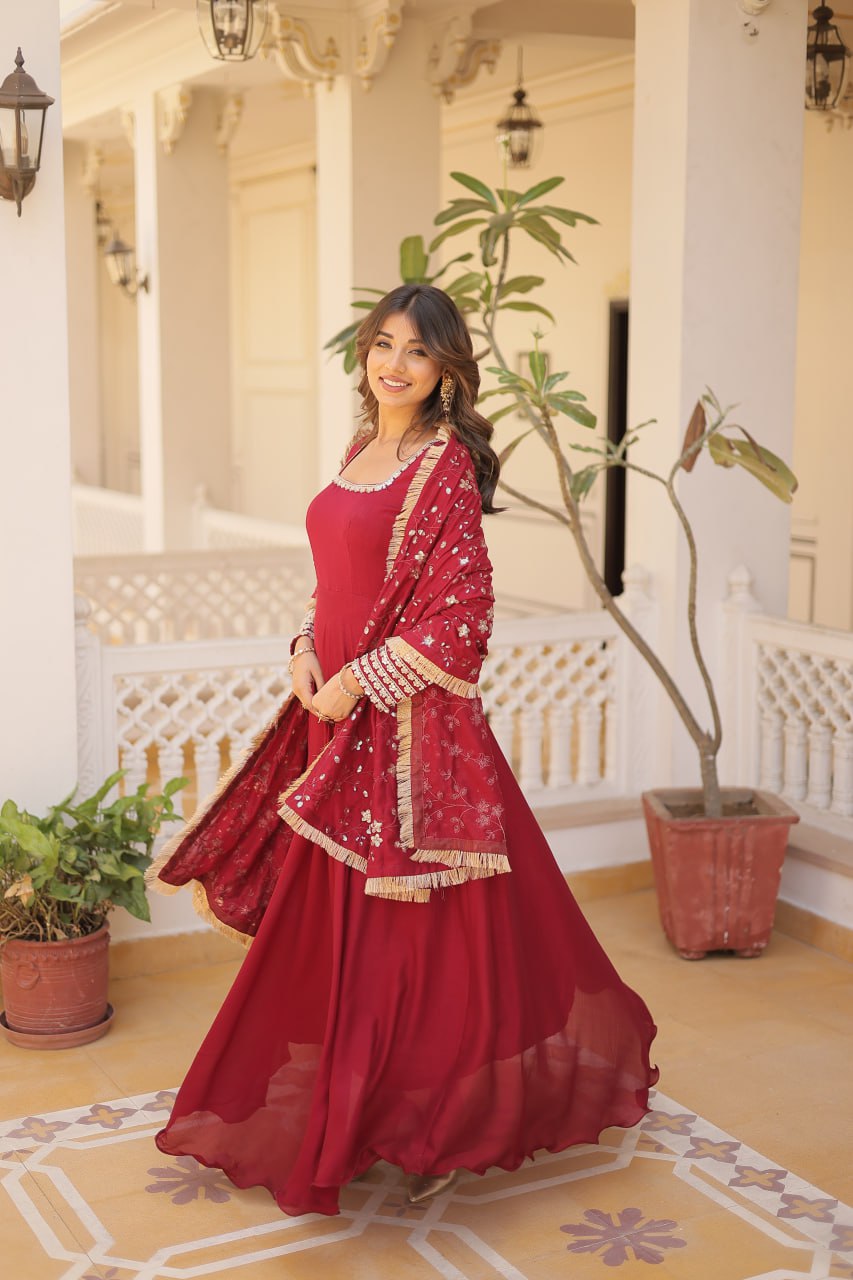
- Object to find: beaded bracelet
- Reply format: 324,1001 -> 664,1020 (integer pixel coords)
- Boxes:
287,646 -> 315,676
338,665 -> 362,701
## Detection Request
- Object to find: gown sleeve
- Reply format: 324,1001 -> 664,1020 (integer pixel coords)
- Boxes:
350,464 -> 494,712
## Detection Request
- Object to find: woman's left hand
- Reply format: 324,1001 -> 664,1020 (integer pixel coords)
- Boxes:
311,671 -> 362,723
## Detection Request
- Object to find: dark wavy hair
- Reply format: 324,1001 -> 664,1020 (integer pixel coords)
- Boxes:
354,284 -> 503,514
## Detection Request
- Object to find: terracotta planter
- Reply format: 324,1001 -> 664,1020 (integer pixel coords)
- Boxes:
0,924 -> 113,1047
642,788 -> 799,960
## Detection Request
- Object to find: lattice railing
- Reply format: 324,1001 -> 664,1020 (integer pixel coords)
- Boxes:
75,583 -> 660,814
721,567 -> 853,819
74,548 -> 315,645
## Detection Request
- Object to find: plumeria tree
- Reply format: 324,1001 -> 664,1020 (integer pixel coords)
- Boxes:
327,172 -> 797,818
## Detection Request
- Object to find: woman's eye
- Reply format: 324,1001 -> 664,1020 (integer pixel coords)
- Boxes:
410,349 -> 426,358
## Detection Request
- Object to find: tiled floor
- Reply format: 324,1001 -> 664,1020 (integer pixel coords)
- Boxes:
1,889 -> 851,1279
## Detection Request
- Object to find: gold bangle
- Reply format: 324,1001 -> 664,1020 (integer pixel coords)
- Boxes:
338,665 -> 362,701
288,646 -> 316,675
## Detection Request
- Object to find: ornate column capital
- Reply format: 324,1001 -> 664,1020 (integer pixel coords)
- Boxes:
158,84 -> 192,155
81,143 -> 104,196
216,91 -> 244,154
425,9 -> 500,104
354,0 -> 403,91
265,6 -> 342,92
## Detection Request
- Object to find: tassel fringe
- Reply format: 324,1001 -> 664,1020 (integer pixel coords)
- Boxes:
386,636 -> 479,699
384,428 -> 449,576
143,706 -> 290,897
278,802 -> 369,874
409,848 -> 511,873
395,699 -> 415,849
190,881 -> 253,949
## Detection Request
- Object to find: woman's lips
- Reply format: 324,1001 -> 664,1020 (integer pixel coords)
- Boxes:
379,377 -> 411,392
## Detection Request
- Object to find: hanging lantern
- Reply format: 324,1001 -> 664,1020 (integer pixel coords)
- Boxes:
104,233 -> 149,298
495,48 -> 543,169
0,48 -> 55,217
805,5 -> 849,112
197,0 -> 269,62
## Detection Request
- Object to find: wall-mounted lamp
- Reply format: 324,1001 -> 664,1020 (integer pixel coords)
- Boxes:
197,0 -> 269,62
495,48 -> 543,170
0,48 -> 54,217
104,233 -> 149,298
805,6 -> 849,111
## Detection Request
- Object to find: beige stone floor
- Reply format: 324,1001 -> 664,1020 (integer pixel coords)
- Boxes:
1,888 -> 852,1280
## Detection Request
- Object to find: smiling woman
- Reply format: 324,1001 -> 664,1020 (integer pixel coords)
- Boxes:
147,283 -> 658,1219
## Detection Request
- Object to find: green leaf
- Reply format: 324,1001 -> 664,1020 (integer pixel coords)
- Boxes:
428,218 -> 488,253
443,271 -> 486,298
0,815 -> 58,863
434,198 -> 496,225
570,466 -> 599,501
399,235 -> 429,282
708,434 -> 798,503
323,320 -> 361,352
487,402 -> 523,425
529,349 -> 548,389
547,395 -> 597,429
543,371 -> 570,392
429,252 -> 474,281
497,275 -> 545,298
498,426 -> 538,464
535,205 -> 599,227
515,176 -> 565,209
450,171 -> 498,211
498,300 -> 556,323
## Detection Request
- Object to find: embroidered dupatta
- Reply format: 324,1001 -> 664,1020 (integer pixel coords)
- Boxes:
147,428 -> 509,942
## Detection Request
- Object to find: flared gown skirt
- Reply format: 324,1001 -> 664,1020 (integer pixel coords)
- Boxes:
155,476 -> 658,1218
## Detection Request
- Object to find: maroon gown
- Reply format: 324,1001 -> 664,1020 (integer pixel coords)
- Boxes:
155,451 -> 659,1217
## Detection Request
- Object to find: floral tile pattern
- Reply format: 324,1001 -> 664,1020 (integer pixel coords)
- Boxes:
0,1088 -> 850,1279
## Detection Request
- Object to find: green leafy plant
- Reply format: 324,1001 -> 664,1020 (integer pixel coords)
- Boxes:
326,170 -> 798,819
0,771 -> 187,942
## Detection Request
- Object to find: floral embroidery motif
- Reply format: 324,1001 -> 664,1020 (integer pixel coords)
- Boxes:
361,809 -> 383,846
560,1207 -> 687,1267
145,1155 -> 233,1205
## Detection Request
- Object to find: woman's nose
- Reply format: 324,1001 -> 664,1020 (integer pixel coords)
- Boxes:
385,348 -> 407,371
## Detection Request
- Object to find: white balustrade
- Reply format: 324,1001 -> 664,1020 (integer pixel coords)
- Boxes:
722,567 -> 853,822
192,485 -> 310,550
74,547 -> 315,645
75,596 -> 654,814
72,484 -> 145,556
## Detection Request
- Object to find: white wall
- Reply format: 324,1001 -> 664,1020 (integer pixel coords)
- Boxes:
443,54 -> 634,611
63,139 -> 103,486
792,113 -> 853,632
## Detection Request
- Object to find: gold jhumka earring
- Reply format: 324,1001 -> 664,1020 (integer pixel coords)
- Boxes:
440,372 -> 455,421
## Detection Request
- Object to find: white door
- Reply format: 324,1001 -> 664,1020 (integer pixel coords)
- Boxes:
230,166 -> 317,524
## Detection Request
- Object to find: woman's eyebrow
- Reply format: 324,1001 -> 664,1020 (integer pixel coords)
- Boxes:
377,329 -> 424,343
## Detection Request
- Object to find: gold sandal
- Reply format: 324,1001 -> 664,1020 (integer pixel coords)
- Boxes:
405,1169 -> 459,1204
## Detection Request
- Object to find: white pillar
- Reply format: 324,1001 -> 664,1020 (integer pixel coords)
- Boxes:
315,16 -> 441,479
627,0 -> 806,786
0,8 -> 78,809
63,140 -> 103,486
133,87 -> 232,549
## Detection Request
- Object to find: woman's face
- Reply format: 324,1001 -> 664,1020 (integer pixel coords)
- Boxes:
365,311 -> 443,419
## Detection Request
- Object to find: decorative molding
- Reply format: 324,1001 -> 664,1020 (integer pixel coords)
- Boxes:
265,8 -> 342,92
355,1 -> 403,91
215,91 -> 244,154
81,143 -> 104,196
427,12 -> 501,104
158,84 -> 192,155
736,0 -> 772,40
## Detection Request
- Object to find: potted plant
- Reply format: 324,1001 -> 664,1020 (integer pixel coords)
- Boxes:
0,769 -> 186,1047
327,169 -> 800,960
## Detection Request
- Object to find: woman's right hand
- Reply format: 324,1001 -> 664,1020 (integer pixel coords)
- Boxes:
291,649 -> 325,713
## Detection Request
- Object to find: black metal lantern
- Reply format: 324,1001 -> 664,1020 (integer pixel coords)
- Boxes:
805,6 -> 849,112
495,48 -> 543,169
0,48 -> 54,216
104,233 -> 149,298
197,0 -> 269,62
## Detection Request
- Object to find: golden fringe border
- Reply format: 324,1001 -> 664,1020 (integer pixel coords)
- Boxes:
190,881 -> 253,950
365,865 -> 499,903
143,709 -> 283,897
409,849 -> 511,873
395,699 -> 415,848
386,636 -> 479,699
278,802 -> 369,874
384,426 -> 449,576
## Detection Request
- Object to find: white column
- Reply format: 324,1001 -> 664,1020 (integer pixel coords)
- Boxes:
133,88 -> 232,549
315,15 -> 441,480
63,140 -> 103,485
0,7 -> 78,809
627,0 -> 806,786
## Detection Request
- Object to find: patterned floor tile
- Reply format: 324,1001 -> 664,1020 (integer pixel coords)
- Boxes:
1,1088 -> 850,1280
